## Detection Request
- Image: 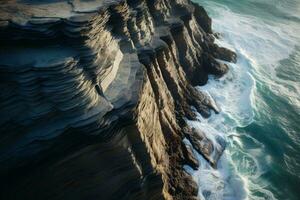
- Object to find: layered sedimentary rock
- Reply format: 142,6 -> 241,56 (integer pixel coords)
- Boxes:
0,0 -> 236,199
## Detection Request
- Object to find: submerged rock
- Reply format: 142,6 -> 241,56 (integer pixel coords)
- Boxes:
0,0 -> 235,199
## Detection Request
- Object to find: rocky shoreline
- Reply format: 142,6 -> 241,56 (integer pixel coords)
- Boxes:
0,0 -> 236,199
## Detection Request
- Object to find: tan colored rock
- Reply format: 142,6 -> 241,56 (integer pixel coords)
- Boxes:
0,0 -> 235,199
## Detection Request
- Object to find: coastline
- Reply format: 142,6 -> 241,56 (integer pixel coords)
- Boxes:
0,0 -> 237,199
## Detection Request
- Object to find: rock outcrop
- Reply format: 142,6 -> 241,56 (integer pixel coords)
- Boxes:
0,0 -> 236,199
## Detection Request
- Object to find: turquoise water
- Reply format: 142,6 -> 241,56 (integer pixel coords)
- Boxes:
190,0 -> 300,199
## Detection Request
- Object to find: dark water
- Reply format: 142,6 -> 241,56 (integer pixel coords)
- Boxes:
189,0 -> 300,199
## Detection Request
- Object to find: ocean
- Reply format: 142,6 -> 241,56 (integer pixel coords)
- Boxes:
188,0 -> 300,199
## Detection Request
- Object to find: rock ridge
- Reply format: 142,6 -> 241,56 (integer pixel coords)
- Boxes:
0,0 -> 236,199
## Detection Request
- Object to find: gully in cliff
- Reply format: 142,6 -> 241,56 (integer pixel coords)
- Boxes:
0,0 -> 235,199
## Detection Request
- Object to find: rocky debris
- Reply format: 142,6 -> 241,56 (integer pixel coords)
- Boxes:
210,44 -> 238,63
182,143 -> 199,170
213,32 -> 221,39
183,127 -> 226,168
203,53 -> 229,76
0,0 -> 236,199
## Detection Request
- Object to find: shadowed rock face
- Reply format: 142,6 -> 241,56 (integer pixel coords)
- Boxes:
0,0 -> 236,199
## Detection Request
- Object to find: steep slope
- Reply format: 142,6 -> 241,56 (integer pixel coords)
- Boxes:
0,0 -> 236,199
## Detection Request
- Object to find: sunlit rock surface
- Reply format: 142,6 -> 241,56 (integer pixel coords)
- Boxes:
0,0 -> 236,199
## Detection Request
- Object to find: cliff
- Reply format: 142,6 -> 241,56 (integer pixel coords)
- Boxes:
0,0 -> 236,199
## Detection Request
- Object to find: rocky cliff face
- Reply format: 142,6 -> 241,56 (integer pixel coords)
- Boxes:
0,0 -> 236,199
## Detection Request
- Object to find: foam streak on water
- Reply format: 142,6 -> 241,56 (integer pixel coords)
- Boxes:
185,57 -> 261,200
187,0 -> 300,199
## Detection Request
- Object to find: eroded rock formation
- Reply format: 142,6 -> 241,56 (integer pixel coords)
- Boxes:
0,0 -> 236,199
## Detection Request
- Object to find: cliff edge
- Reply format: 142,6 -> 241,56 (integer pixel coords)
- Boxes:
0,0 -> 236,199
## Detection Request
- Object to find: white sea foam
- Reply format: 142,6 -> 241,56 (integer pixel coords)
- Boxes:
186,58 -> 258,199
185,0 -> 300,199
208,1 -> 300,110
